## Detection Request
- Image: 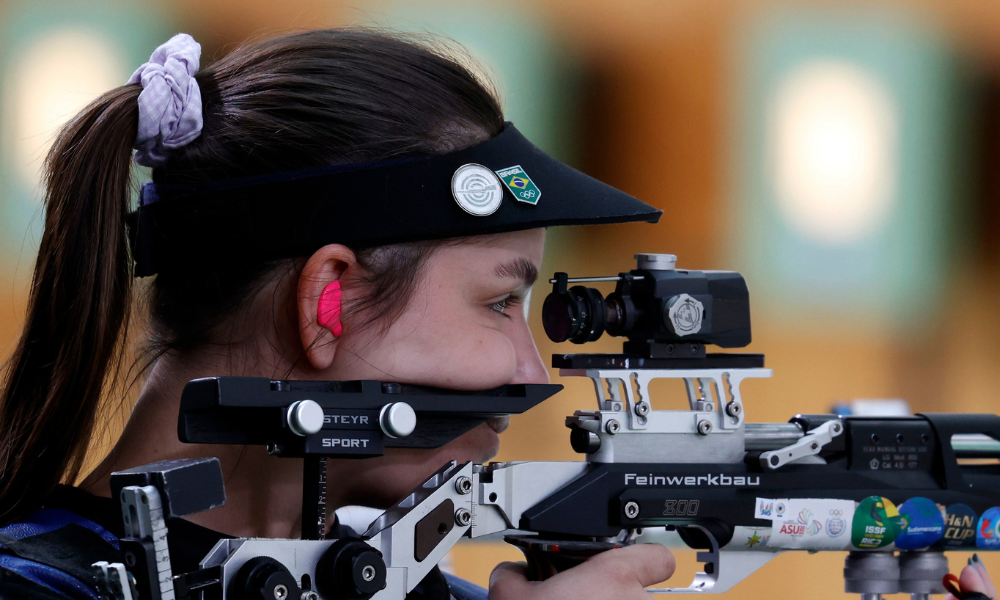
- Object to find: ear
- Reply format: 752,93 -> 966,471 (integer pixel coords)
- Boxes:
298,244 -> 358,370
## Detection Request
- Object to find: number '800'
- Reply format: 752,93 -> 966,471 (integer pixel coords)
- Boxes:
663,499 -> 700,516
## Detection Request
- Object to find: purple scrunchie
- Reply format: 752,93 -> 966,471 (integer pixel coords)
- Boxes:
128,33 -> 203,167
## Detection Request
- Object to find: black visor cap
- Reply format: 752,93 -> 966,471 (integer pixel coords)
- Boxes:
130,123 -> 662,276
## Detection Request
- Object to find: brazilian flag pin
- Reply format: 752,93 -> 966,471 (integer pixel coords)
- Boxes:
495,165 -> 541,205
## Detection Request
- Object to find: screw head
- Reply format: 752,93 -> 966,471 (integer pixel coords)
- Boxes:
455,508 -> 472,527
697,420 -> 713,435
300,593 -> 319,600
606,419 -> 621,434
635,402 -> 650,417
725,402 -> 742,417
361,565 -> 377,582
124,551 -> 136,567
624,501 -> 640,519
274,584 -> 288,600
455,476 -> 473,495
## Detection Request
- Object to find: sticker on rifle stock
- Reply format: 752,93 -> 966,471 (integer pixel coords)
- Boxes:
942,504 -> 978,548
895,497 -> 945,550
852,496 -> 904,549
754,498 -> 854,549
726,526 -> 772,551
977,507 -> 1000,549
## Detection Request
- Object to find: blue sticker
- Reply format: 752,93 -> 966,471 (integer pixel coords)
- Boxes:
977,507 -> 1000,549
896,497 -> 945,550
942,504 -> 978,548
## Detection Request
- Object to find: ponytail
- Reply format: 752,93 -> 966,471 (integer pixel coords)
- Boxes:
0,84 -> 141,523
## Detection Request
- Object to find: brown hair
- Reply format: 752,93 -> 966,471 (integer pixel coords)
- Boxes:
0,28 -> 503,524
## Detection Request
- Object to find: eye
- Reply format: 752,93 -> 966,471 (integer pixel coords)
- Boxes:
490,295 -> 524,319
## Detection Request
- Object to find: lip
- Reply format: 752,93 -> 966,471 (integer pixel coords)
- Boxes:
486,416 -> 509,434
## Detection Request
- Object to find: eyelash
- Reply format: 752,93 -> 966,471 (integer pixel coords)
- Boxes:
490,295 -> 525,319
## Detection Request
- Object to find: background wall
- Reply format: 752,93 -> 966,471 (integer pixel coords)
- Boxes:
1,0 -> 998,597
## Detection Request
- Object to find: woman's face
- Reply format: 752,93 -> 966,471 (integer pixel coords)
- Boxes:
317,228 -> 548,506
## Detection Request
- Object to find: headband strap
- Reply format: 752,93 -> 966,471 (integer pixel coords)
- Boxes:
129,123 -> 661,276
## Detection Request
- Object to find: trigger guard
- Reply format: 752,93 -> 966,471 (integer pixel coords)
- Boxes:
645,525 -> 778,594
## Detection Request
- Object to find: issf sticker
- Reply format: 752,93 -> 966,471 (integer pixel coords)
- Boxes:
977,507 -> 1000,549
895,497 -> 945,550
756,498 -> 854,550
942,504 -> 978,548
852,496 -> 904,549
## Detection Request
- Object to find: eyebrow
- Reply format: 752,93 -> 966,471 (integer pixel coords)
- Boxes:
492,258 -> 539,286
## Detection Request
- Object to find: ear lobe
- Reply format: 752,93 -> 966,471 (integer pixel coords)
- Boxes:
297,244 -> 357,371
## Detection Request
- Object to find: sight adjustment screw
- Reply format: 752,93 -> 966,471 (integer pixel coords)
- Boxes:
635,402 -> 650,417
624,501 -> 640,519
697,420 -> 713,435
455,477 -> 473,495
606,420 -> 621,435
725,402 -> 742,417
455,508 -> 472,527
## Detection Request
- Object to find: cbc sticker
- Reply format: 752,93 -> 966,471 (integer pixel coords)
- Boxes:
977,507 -> 1000,549
452,163 -> 503,216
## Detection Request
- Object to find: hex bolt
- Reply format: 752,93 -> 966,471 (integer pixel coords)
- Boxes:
606,420 -> 621,435
300,593 -> 319,600
274,584 -> 288,600
455,508 -> 472,527
697,420 -> 713,435
361,565 -> 377,582
725,402 -> 742,417
454,476 -> 473,495
624,501 -> 640,519
634,402 -> 650,417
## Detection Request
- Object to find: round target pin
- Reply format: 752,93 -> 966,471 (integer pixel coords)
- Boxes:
451,163 -> 503,216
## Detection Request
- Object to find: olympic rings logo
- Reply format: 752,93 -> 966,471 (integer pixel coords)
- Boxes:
829,509 -> 844,516
520,189 -> 536,199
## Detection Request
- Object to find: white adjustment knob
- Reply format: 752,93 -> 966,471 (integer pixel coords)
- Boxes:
287,400 -> 324,436
379,402 -> 417,438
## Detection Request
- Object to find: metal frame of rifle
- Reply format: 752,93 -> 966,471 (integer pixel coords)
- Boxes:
95,366 -> 1000,600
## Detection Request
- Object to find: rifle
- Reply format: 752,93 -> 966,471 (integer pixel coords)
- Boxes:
96,254 -> 1000,600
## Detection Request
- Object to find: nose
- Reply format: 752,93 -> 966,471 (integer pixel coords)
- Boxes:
510,318 -> 549,385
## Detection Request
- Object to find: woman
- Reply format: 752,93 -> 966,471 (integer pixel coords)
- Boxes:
0,29 -> 676,600
0,29 -> 992,600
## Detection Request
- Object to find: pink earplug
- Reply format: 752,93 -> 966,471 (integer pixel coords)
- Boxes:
317,281 -> 343,337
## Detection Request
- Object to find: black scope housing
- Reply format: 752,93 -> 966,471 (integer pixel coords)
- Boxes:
542,254 -> 751,349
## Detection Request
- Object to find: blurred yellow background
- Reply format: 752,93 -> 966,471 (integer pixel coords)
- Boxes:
1,0 -> 999,597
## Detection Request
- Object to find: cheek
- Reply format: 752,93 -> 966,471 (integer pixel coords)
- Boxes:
402,331 -> 518,389
370,296 -> 519,389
